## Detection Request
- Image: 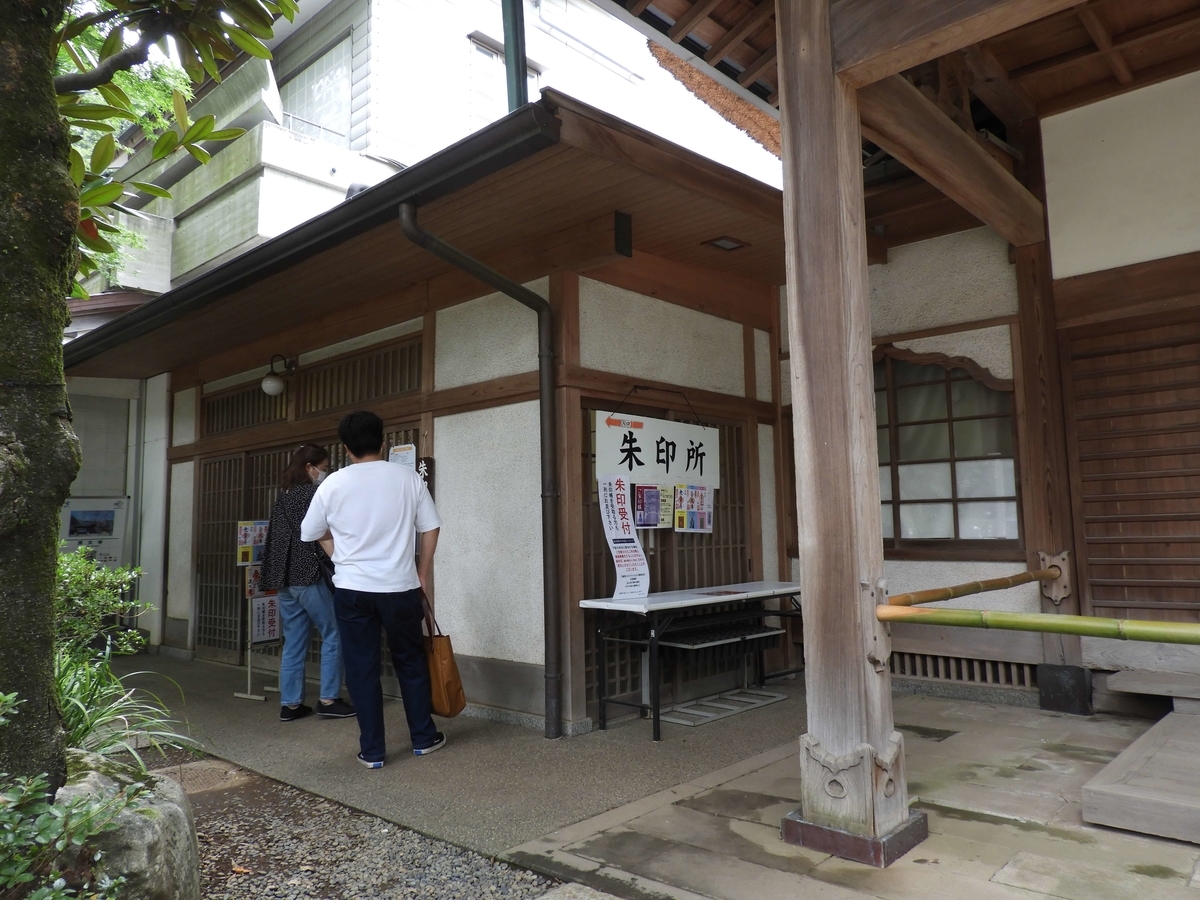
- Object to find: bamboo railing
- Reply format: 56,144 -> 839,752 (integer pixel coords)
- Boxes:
876,605 -> 1200,645
886,567 -> 1061,607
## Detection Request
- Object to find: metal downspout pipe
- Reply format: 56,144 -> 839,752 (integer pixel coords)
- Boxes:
501,0 -> 530,111
398,202 -> 563,740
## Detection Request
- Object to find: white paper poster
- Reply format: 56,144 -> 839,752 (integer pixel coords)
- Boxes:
598,475 -> 651,599
596,411 -> 720,489
389,443 -> 417,469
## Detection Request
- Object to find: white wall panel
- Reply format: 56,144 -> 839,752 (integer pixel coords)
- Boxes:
167,461 -> 195,622
1044,70 -> 1200,278
435,281 -> 544,389
579,278 -> 744,396
433,401 -> 544,665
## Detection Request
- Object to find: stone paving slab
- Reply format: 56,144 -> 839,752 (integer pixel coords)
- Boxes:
508,695 -> 1200,900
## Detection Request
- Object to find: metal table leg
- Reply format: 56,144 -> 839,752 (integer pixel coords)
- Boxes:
650,610 -> 661,742
597,611 -> 607,731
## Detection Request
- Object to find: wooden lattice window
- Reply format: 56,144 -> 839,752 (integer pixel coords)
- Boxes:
874,348 -> 1022,559
296,338 -> 421,417
202,385 -> 288,436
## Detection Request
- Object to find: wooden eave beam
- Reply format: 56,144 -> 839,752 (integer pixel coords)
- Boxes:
858,74 -> 1045,247
832,0 -> 1082,88
668,0 -> 724,41
962,43 -> 1037,126
703,0 -> 775,64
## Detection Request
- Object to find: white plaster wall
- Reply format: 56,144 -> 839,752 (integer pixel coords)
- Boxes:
780,358 -> 791,407
1043,70 -> 1200,279
172,388 -> 197,445
869,228 -> 1018,337
894,325 -> 1013,382
432,400 -> 544,665
435,280 -> 544,390
66,377 -> 141,400
579,278 -> 744,396
166,461 -> 195,622
758,423 -> 779,582
138,374 -> 171,645
69,395 -> 130,498
884,560 -> 1039,613
754,329 -> 772,403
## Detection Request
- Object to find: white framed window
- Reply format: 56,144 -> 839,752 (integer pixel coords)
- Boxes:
280,37 -> 353,148
468,34 -> 540,127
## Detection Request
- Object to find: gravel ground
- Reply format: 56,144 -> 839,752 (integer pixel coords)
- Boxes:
167,760 -> 557,900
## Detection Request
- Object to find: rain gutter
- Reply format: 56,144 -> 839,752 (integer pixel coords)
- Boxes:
398,202 -> 563,740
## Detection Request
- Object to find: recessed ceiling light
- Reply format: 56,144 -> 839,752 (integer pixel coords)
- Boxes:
705,235 -> 748,251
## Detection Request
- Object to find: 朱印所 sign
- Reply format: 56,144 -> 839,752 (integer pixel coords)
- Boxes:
595,411 -> 720,490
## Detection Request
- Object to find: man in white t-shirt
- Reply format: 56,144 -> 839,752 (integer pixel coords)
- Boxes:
301,410 -> 444,767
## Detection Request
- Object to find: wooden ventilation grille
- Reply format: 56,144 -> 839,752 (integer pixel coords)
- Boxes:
1063,317 -> 1200,623
196,455 -> 245,663
890,652 -> 1037,691
202,385 -> 287,436
298,338 -> 421,416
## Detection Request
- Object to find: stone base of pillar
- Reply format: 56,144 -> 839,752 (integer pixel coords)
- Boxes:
1038,664 -> 1093,716
780,809 -> 928,867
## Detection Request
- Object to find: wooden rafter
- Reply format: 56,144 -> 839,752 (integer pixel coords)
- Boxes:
704,0 -> 775,64
1075,3 -> 1134,83
962,43 -> 1037,126
738,45 -> 777,86
628,0 -> 653,16
1010,5 -> 1200,84
668,0 -> 724,41
858,74 -> 1045,247
832,0 -> 1082,88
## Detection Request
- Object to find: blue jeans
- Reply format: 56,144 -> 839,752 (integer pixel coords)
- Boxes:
334,587 -> 436,760
277,581 -> 343,706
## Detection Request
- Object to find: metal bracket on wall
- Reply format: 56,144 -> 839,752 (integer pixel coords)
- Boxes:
1038,550 -> 1072,606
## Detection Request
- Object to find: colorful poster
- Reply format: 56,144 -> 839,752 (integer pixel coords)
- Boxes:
634,484 -> 674,529
674,485 -> 714,534
236,520 -> 269,566
596,411 -> 720,489
389,443 -> 417,469
598,475 -> 651,599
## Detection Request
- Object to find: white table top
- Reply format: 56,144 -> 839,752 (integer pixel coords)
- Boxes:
579,580 -> 802,615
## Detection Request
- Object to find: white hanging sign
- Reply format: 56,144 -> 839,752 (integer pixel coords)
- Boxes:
595,411 -> 720,490
598,475 -> 650,599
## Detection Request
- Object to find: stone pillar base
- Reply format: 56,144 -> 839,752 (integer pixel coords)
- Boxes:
781,809 -> 928,868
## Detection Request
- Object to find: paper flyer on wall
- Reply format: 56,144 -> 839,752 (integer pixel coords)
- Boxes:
674,485 -> 714,534
388,443 -> 417,469
236,520 -> 269,566
634,484 -> 674,529
598,475 -> 651,599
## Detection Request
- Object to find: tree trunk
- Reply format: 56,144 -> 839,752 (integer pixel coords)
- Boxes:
0,0 -> 82,790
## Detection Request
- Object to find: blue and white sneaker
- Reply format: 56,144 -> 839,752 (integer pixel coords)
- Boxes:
357,753 -> 384,769
413,732 -> 446,756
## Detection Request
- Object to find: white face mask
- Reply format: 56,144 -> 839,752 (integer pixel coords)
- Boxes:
311,468 -> 328,485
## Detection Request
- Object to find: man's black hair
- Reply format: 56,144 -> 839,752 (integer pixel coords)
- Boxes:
339,410 -> 385,458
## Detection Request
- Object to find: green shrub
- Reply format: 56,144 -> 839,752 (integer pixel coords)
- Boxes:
0,695 -> 137,900
54,550 -> 144,658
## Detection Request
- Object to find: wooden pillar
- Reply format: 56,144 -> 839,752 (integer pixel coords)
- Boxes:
1011,122 -> 1086,711
776,0 -> 926,864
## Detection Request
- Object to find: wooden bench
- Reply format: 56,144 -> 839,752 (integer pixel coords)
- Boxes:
1082,669 -> 1200,844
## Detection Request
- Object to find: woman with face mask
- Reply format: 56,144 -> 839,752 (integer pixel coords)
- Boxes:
260,444 -> 355,722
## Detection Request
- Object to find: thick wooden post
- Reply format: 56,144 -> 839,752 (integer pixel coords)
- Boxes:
776,0 -> 926,865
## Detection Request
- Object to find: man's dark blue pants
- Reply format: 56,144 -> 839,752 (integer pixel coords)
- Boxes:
333,587 -> 437,761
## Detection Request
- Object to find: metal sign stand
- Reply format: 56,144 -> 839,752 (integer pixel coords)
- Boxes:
234,596 -> 265,701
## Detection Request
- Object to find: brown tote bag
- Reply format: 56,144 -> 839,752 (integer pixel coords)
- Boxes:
422,592 -> 466,718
